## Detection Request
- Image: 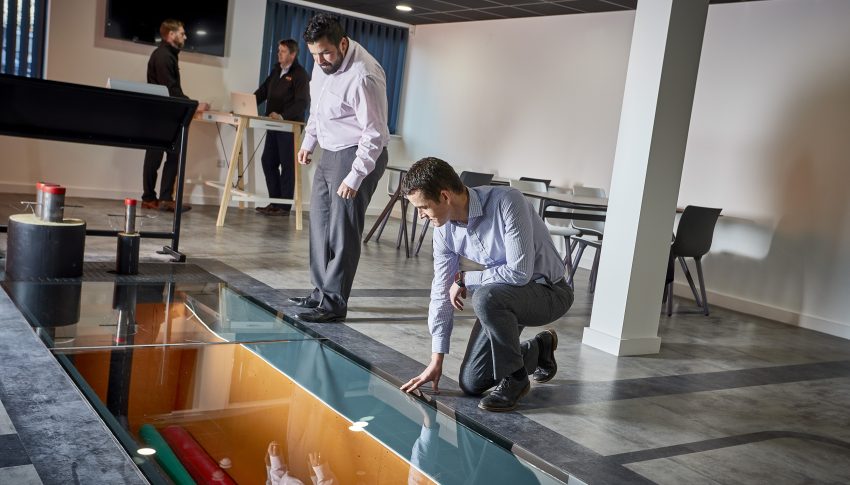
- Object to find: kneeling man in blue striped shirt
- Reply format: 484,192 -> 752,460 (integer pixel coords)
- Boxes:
400,158 -> 574,412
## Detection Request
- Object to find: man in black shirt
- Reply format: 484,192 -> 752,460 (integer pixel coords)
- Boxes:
254,39 -> 310,216
141,19 -> 209,212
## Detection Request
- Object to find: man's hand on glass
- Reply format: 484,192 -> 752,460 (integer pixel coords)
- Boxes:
401,353 -> 444,394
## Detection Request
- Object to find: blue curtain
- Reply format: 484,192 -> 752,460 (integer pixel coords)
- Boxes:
261,0 -> 408,134
1,0 -> 47,77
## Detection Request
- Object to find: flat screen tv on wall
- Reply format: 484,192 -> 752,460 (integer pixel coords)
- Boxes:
105,0 -> 229,57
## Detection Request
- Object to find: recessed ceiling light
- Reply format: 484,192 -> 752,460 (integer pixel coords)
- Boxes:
196,30 -> 208,36
137,448 -> 157,456
396,5 -> 413,12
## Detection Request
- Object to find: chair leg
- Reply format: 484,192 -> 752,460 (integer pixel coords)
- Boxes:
569,241 -> 586,286
695,257 -> 710,316
374,200 -> 394,242
397,198 -> 410,257
666,281 -> 673,316
589,247 -> 601,293
396,198 -> 407,249
410,207 -> 418,241
678,257 -> 703,309
562,236 -> 575,288
415,219 -> 431,256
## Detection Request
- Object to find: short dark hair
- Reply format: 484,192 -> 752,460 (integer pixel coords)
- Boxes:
279,39 -> 299,56
160,19 -> 184,40
403,157 -> 465,202
303,13 -> 347,45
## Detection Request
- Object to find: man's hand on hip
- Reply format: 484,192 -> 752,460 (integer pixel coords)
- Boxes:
297,149 -> 312,165
450,282 -> 467,311
337,182 -> 357,199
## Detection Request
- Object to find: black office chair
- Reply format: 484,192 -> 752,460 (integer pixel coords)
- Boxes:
412,171 -> 494,256
663,205 -> 722,316
519,176 -> 551,189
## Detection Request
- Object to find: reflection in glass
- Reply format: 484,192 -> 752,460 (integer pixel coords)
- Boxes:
6,277 -> 571,484
4,282 -> 311,349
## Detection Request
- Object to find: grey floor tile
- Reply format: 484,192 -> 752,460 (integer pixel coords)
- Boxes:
5,194 -> 850,484
0,465 -> 42,485
626,438 -> 850,485
0,401 -> 14,435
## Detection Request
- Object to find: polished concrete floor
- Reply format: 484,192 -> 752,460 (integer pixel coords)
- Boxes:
2,194 -> 850,484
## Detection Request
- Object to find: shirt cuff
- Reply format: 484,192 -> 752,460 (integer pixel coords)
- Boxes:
431,335 -> 450,354
463,270 -> 483,290
343,171 -> 366,191
419,424 -> 440,439
300,134 -> 318,153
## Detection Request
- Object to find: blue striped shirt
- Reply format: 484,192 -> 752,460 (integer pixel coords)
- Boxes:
428,186 -> 566,353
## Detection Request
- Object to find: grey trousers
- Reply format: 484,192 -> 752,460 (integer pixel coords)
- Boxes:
308,146 -> 388,315
459,279 -> 574,396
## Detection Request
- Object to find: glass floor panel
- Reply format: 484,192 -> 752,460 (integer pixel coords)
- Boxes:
4,276 -> 577,484
2,281 -> 312,349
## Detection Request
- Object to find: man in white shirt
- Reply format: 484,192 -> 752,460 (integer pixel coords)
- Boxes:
289,14 -> 390,323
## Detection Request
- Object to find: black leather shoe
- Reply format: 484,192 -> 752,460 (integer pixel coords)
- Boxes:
478,374 -> 530,412
532,329 -> 558,383
288,296 -> 319,309
297,309 -> 346,323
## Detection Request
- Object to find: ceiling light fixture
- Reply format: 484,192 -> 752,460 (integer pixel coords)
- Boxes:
137,448 -> 157,456
396,5 -> 413,12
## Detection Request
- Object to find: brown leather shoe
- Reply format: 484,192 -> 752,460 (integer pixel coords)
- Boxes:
263,207 -> 290,217
160,200 -> 192,213
141,200 -> 160,210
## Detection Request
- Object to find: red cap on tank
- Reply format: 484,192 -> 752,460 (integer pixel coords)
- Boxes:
124,198 -> 137,206
42,185 -> 66,195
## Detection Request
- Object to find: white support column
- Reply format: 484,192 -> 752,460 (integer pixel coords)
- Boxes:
582,0 -> 710,356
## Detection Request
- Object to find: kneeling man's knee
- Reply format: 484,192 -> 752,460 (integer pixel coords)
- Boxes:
458,373 -> 488,396
471,284 -> 505,317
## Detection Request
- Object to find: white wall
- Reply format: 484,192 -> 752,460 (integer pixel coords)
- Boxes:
397,11 -> 633,188
0,0 -> 403,212
396,0 -> 850,339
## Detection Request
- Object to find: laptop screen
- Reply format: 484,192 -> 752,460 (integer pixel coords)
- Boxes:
230,92 -> 258,117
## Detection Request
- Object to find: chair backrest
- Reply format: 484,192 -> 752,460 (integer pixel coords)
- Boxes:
386,170 -> 403,195
672,206 -> 722,258
459,171 -> 494,188
519,176 -> 551,189
542,186 -> 575,227
509,179 -> 548,213
571,185 -> 607,234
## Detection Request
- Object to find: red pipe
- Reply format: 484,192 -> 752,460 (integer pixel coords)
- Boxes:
160,425 -> 236,485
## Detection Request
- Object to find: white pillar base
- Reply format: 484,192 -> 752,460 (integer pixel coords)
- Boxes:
582,327 -> 662,356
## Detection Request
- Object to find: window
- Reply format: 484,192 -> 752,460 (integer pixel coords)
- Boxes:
261,0 -> 408,134
1,0 -> 48,77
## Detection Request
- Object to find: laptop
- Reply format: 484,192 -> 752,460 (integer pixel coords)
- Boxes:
231,92 -> 259,117
106,78 -> 169,97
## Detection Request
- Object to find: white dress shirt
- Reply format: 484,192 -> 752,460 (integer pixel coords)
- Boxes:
301,39 -> 390,190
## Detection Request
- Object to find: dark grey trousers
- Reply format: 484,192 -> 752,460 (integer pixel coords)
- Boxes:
459,279 -> 573,396
308,146 -> 388,315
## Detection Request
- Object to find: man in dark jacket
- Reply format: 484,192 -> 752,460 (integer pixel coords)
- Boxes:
141,19 -> 209,212
254,39 -> 310,216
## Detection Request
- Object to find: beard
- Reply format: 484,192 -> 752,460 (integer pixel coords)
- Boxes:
319,56 -> 343,75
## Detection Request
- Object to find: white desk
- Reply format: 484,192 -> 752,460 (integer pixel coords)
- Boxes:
519,190 -> 608,222
195,110 -> 306,230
